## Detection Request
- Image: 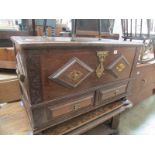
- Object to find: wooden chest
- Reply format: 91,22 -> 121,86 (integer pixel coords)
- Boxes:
11,36 -> 142,133
129,62 -> 155,105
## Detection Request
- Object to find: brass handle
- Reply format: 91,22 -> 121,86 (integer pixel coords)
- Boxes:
19,74 -> 25,82
16,69 -> 25,82
142,79 -> 147,85
96,51 -> 109,78
73,103 -> 80,111
114,89 -> 120,95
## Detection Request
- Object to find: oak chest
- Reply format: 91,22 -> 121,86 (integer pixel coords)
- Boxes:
11,36 -> 142,133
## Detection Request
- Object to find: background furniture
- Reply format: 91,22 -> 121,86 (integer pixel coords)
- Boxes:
129,62 -> 155,105
121,19 -> 155,105
72,19 -> 119,39
35,19 -> 56,36
0,71 -> 20,103
0,47 -> 16,69
0,19 -> 34,69
121,19 -> 155,63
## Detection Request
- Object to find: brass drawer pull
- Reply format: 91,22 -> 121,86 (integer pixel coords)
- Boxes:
19,74 -> 25,82
114,89 -> 120,95
16,69 -> 25,82
142,79 -> 147,85
73,103 -> 81,111
50,95 -> 93,118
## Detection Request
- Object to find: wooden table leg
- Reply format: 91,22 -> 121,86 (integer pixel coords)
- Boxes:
110,114 -> 120,129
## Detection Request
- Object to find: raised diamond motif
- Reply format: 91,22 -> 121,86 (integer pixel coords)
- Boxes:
49,57 -> 94,88
107,54 -> 130,78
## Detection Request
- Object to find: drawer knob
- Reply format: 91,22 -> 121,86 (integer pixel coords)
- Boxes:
73,103 -> 80,111
142,79 -> 147,85
19,74 -> 25,82
114,89 -> 120,95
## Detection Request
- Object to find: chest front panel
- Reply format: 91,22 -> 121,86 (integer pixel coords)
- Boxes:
28,46 -> 136,103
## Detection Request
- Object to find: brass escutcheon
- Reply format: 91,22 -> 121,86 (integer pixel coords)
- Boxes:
96,51 -> 109,78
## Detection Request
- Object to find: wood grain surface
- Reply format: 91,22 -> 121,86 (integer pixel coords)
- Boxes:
0,101 -> 129,135
0,102 -> 32,135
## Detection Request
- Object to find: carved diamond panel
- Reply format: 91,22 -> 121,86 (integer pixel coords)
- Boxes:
107,54 -> 130,78
49,57 -> 94,88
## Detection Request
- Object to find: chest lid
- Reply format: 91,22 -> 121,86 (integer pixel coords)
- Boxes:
11,36 -> 143,49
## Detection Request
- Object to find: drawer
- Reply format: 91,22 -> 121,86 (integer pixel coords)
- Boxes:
0,47 -> 15,61
99,84 -> 127,103
48,93 -> 94,118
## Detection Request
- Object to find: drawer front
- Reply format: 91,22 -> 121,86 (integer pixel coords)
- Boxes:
0,47 -> 15,61
99,84 -> 127,102
48,94 -> 94,118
